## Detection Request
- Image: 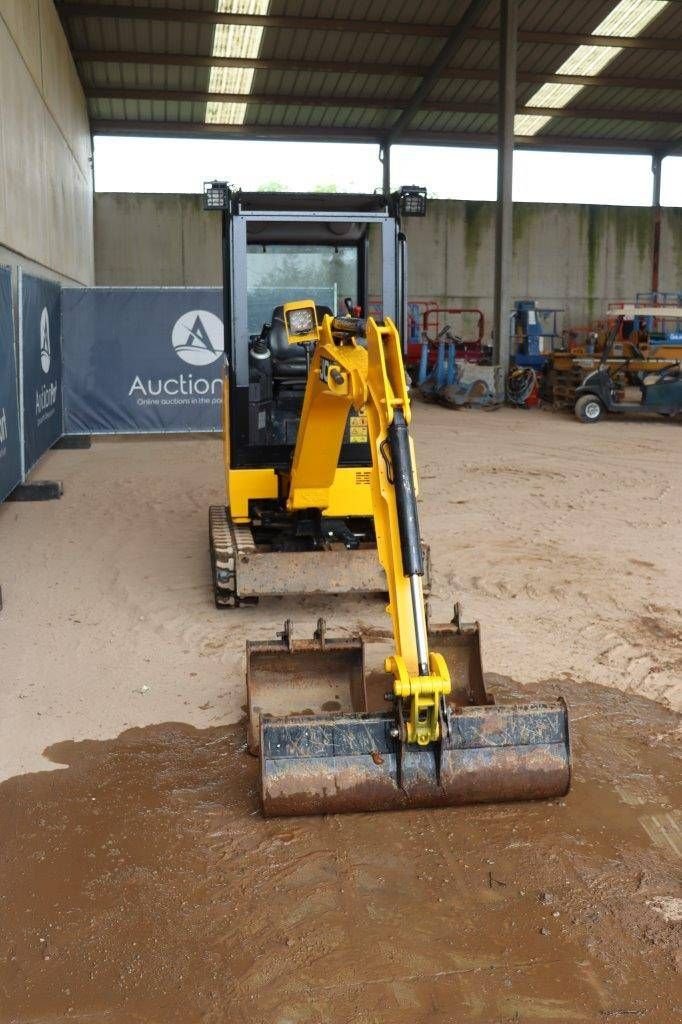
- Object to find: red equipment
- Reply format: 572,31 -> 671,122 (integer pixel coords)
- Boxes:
415,307 -> 488,366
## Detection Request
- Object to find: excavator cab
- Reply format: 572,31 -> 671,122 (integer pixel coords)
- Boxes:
204,183 -> 427,607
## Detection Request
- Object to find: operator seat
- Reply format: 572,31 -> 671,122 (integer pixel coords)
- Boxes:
268,304 -> 333,380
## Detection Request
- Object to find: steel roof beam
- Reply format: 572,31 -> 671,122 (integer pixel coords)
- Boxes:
493,0 -> 517,373
384,0 -> 490,147
71,50 -> 682,93
85,87 -> 682,126
89,119 -> 676,156
56,3 -> 681,50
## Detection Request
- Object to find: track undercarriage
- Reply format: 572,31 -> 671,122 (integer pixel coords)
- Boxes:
209,504 -> 431,608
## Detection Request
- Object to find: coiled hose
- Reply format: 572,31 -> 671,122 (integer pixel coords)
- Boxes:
506,366 -> 537,406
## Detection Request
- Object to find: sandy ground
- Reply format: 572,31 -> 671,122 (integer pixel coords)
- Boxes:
0,405 -> 680,781
0,406 -> 680,1023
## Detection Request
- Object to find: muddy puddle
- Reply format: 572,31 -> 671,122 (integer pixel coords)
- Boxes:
1,677 -> 680,1023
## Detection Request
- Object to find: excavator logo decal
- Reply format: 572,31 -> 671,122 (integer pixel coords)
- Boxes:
171,310 -> 223,367
40,307 -> 51,374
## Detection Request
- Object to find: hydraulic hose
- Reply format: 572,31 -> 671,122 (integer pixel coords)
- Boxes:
388,410 -> 428,675
388,410 -> 423,578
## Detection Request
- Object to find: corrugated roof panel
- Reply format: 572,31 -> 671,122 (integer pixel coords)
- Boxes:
56,0 -> 682,152
536,114 -> 682,143
519,0 -> 614,34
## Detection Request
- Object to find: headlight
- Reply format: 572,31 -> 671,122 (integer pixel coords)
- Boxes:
287,307 -> 316,336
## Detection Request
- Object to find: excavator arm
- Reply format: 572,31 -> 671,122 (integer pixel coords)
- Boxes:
284,301 -> 449,746
255,300 -> 571,817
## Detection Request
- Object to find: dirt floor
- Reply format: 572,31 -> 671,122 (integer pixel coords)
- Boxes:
0,405 -> 680,1022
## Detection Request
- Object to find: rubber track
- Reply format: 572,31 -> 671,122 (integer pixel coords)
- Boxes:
209,505 -> 237,607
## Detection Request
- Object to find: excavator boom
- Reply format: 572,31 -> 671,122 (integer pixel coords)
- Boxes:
251,302 -> 571,816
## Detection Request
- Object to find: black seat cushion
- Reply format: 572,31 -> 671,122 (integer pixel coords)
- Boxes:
268,304 -> 334,378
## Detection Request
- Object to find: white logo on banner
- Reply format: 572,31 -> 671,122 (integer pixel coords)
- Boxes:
171,310 -> 223,366
40,307 -> 51,374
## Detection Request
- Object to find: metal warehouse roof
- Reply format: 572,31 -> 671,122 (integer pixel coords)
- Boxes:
55,0 -> 682,155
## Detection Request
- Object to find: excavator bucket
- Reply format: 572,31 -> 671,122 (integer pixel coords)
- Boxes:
257,610 -> 571,817
245,619 -> 366,755
260,701 -> 570,816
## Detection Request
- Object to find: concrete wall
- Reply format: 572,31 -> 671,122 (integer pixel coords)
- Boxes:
0,0 -> 94,287
94,193 -> 221,288
94,193 -> 682,333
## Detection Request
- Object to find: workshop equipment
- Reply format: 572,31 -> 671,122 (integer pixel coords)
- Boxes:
607,299 -> 682,359
417,324 -> 458,395
203,184 -> 429,606
507,366 -> 539,408
249,300 -> 571,817
406,300 -> 438,360
512,300 -> 562,371
419,307 -> 488,368
417,327 -> 496,408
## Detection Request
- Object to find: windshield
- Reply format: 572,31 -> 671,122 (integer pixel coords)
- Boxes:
246,244 -> 358,333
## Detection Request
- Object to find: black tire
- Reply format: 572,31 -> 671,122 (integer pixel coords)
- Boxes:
574,394 -> 604,423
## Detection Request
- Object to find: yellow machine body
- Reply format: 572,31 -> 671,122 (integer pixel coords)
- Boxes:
220,353 -> 374,522
225,466 -> 372,522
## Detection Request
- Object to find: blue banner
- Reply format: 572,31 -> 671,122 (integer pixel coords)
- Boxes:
20,273 -> 62,473
0,267 -> 22,501
62,288 -> 224,434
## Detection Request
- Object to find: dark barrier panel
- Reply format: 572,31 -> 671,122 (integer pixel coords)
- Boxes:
62,288 -> 223,434
20,273 -> 63,473
0,267 -> 22,501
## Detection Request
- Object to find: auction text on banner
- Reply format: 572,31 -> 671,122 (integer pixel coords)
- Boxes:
21,274 -> 63,473
62,288 -> 224,434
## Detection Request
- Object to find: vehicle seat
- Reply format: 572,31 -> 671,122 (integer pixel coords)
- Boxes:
268,304 -> 333,379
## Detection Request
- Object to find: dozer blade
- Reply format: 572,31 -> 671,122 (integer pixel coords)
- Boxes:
261,702 -> 570,817
245,619 -> 366,755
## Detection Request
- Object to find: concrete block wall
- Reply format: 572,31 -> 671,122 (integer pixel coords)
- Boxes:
94,194 -> 222,287
405,200 -> 681,328
93,193 -> 682,336
0,0 -> 94,287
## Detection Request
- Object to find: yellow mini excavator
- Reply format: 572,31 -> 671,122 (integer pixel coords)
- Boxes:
246,301 -> 570,816
204,185 -> 570,817
204,184 -> 431,607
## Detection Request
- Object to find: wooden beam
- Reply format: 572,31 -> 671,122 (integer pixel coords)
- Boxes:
86,86 -> 682,126
56,3 -> 681,50
89,118 -> 676,155
71,50 -> 682,93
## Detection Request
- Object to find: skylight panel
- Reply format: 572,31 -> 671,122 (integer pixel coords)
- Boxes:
205,1 -> 270,126
514,0 -> 669,136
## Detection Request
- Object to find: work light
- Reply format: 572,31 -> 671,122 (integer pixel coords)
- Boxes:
203,181 -> 230,210
398,186 -> 427,217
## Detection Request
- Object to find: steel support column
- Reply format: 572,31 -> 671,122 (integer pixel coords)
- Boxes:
380,144 -> 391,196
493,0 -> 518,373
651,153 -> 663,296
